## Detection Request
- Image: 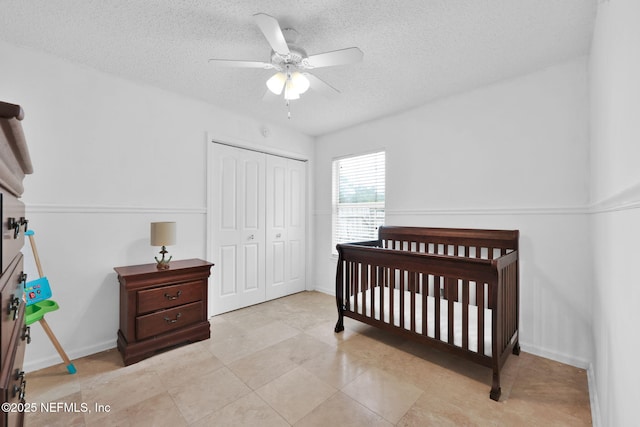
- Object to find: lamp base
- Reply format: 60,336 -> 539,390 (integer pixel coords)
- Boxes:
155,246 -> 172,270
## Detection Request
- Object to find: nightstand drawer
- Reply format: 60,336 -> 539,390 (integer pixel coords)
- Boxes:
137,280 -> 203,314
136,301 -> 203,340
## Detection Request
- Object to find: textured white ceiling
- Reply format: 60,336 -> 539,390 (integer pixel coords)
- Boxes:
0,0 -> 596,136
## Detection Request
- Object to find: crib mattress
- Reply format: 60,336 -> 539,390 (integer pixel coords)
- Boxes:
349,287 -> 492,356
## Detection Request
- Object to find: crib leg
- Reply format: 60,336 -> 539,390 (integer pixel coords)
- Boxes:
490,371 -> 501,401
512,341 -> 521,355
334,311 -> 344,333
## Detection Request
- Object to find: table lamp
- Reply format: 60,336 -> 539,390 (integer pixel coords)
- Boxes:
150,222 -> 176,269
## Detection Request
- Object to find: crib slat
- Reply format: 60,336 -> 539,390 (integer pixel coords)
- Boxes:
435,276 -> 441,340
422,274 -> 428,336
409,272 -> 415,332
362,263 -> 369,317
462,279 -> 469,350
371,264 -> 377,319
446,277 -> 455,344
460,246 -> 469,350
477,281 -> 485,355
379,266 -> 384,322
389,268 -> 395,326
399,269 -> 405,329
349,261 -> 355,312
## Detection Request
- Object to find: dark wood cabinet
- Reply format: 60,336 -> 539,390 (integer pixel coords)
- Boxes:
114,258 -> 213,365
0,101 -> 33,427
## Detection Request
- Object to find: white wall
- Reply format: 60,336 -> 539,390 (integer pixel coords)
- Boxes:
314,58 -> 592,367
589,0 -> 640,425
0,40 -> 314,371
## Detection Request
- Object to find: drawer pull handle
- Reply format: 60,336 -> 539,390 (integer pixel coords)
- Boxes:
19,271 -> 28,287
163,313 -> 182,324
8,295 -> 20,320
13,378 -> 26,402
22,325 -> 31,344
164,290 -> 182,301
7,217 -> 28,239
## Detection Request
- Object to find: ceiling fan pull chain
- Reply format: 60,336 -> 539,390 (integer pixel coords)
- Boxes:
287,100 -> 291,119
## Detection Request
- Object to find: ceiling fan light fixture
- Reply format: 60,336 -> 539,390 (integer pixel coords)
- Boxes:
291,72 -> 310,94
266,72 -> 286,95
284,79 -> 300,100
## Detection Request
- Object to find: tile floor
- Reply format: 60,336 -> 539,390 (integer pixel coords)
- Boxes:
25,291 -> 592,426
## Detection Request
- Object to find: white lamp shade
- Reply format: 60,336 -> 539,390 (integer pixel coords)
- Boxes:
291,72 -> 310,94
266,72 -> 286,95
284,79 -> 300,100
150,222 -> 176,246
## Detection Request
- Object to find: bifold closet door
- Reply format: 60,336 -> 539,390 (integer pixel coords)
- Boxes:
265,156 -> 306,300
210,143 -> 266,315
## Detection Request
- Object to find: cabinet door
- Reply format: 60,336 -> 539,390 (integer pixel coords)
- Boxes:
210,144 -> 266,314
265,156 -> 306,300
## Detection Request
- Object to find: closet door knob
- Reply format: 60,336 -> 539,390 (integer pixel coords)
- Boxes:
276,233 -> 281,238
248,234 -> 255,240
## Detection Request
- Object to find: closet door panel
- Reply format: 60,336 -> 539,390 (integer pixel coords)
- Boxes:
285,159 -> 306,294
266,156 -> 306,300
265,155 -> 288,300
211,144 -> 265,314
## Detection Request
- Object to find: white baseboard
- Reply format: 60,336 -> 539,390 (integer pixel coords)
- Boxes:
24,339 -> 116,373
314,283 -> 335,296
519,342 -> 590,370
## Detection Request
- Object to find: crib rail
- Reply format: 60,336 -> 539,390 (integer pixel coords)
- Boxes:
379,226 -> 518,258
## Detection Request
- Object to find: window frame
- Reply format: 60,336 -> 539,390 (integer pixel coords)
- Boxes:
331,150 -> 386,256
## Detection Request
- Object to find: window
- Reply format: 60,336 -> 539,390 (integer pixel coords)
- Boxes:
332,151 -> 385,253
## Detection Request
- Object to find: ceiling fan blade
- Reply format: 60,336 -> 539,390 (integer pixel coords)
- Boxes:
208,59 -> 274,69
262,89 -> 281,103
253,13 -> 290,56
305,73 -> 340,99
305,47 -> 363,68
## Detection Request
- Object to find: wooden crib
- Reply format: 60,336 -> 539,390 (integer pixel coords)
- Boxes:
334,226 -> 520,400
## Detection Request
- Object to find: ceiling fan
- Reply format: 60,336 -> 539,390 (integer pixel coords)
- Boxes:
208,13 -> 363,117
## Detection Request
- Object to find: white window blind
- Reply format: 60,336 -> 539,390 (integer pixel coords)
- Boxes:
332,151 -> 385,253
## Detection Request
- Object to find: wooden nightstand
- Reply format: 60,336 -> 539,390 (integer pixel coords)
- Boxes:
114,258 -> 213,365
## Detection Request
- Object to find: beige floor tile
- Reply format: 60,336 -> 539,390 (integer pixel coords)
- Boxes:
119,392 -> 187,427
209,316 -> 248,343
82,367 -> 164,424
342,366 -> 423,424
208,320 -> 301,364
25,364 -> 81,404
228,344 -> 299,390
301,348 -> 370,389
24,391 -> 86,427
338,332 -> 404,366
256,366 -> 337,424
373,346 -> 446,390
147,341 -> 224,388
398,391 -> 503,427
168,366 -> 251,424
305,319 -> 360,348
191,392 -> 289,427
259,333 -> 335,365
295,391 -> 393,427
222,309 -> 283,333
